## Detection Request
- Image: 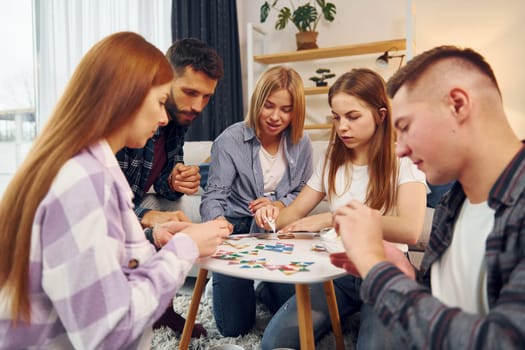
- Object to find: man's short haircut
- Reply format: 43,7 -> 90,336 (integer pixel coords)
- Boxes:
386,45 -> 501,98
165,38 -> 224,80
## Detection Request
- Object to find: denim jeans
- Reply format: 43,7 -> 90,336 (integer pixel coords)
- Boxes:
261,274 -> 363,350
261,274 -> 402,349
356,304 -> 403,349
212,216 -> 295,337
212,273 -> 295,337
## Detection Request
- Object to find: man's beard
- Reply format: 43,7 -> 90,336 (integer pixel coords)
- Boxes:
165,99 -> 200,127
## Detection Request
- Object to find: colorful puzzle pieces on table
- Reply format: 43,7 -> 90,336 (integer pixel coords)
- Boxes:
239,249 -> 260,256
212,245 -> 314,275
277,261 -> 315,275
237,258 -> 267,269
311,243 -> 327,252
212,250 -> 244,262
254,241 -> 294,254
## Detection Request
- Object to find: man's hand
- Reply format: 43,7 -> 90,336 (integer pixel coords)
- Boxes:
330,241 -> 416,280
333,200 -> 387,278
330,252 -> 358,275
141,209 -> 190,228
169,163 -> 201,195
181,219 -> 233,257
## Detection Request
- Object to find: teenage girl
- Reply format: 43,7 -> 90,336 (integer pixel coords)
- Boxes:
255,68 -> 427,349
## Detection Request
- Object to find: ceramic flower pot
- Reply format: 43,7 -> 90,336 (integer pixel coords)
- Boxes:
295,31 -> 318,50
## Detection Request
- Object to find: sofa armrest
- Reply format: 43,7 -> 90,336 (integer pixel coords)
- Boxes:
140,193 -> 203,223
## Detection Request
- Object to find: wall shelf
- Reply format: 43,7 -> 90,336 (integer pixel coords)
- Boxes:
246,1 -> 415,136
305,86 -> 329,95
304,123 -> 332,130
253,38 -> 406,65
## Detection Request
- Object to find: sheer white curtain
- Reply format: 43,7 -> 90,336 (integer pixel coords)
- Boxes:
34,0 -> 172,129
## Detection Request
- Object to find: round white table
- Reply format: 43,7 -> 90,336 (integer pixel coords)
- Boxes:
179,233 -> 347,350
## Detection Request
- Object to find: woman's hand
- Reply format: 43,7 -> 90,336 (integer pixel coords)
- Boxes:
254,204 -> 280,229
141,209 -> 190,228
181,219 -> 233,257
152,221 -> 193,248
248,197 -> 273,214
281,215 -> 326,233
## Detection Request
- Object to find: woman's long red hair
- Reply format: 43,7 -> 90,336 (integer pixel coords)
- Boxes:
0,32 -> 173,322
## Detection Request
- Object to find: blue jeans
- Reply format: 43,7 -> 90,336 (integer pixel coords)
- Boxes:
212,217 -> 295,337
356,304 -> 403,349
262,275 -> 401,349
212,273 -> 295,336
262,274 -> 362,349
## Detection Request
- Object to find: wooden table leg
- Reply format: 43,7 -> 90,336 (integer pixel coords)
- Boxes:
295,283 -> 315,350
179,268 -> 208,350
323,280 -> 345,350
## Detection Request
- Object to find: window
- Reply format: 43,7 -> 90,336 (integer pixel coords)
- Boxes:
0,0 -> 171,196
0,0 -> 35,194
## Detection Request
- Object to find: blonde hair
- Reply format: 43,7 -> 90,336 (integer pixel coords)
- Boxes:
245,66 -> 305,144
324,68 -> 398,213
0,31 -> 173,322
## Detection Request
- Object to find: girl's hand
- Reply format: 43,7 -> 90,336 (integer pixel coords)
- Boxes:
248,196 -> 273,214
180,219 -> 233,257
141,209 -> 190,228
254,204 -> 280,229
281,216 -> 324,233
152,221 -> 193,248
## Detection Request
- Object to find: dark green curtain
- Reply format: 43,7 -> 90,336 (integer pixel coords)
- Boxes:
171,0 -> 243,141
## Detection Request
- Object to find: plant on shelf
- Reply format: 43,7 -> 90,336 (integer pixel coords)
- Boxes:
309,68 -> 336,87
260,0 -> 337,50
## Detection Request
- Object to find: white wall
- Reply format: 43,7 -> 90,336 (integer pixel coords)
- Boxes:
237,0 -> 525,139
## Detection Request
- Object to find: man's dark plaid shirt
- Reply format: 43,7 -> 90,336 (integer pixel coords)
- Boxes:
116,121 -> 187,218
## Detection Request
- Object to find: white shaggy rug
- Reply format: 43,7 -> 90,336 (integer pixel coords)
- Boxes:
151,293 -> 358,350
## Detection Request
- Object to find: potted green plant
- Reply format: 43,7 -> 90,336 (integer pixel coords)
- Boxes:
309,68 -> 336,87
260,0 -> 337,50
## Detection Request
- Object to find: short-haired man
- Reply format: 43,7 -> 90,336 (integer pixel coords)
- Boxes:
116,38 -> 224,338
331,46 -> 525,348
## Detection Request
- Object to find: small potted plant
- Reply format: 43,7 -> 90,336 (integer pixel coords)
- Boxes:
309,68 -> 335,87
260,0 -> 337,50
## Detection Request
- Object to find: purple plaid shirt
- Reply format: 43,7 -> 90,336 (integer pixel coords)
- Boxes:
0,140 -> 198,349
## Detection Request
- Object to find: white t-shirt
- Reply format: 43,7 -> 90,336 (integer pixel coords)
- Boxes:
431,199 -> 493,314
306,156 -> 426,252
259,137 -> 286,193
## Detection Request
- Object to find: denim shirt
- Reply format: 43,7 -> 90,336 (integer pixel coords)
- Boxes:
360,145 -> 525,349
200,122 -> 313,233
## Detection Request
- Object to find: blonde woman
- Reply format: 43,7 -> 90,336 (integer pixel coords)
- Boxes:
200,66 -> 312,336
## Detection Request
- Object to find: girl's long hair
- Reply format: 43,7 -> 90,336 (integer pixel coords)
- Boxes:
245,66 -> 306,144
324,68 -> 398,212
0,31 -> 173,322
